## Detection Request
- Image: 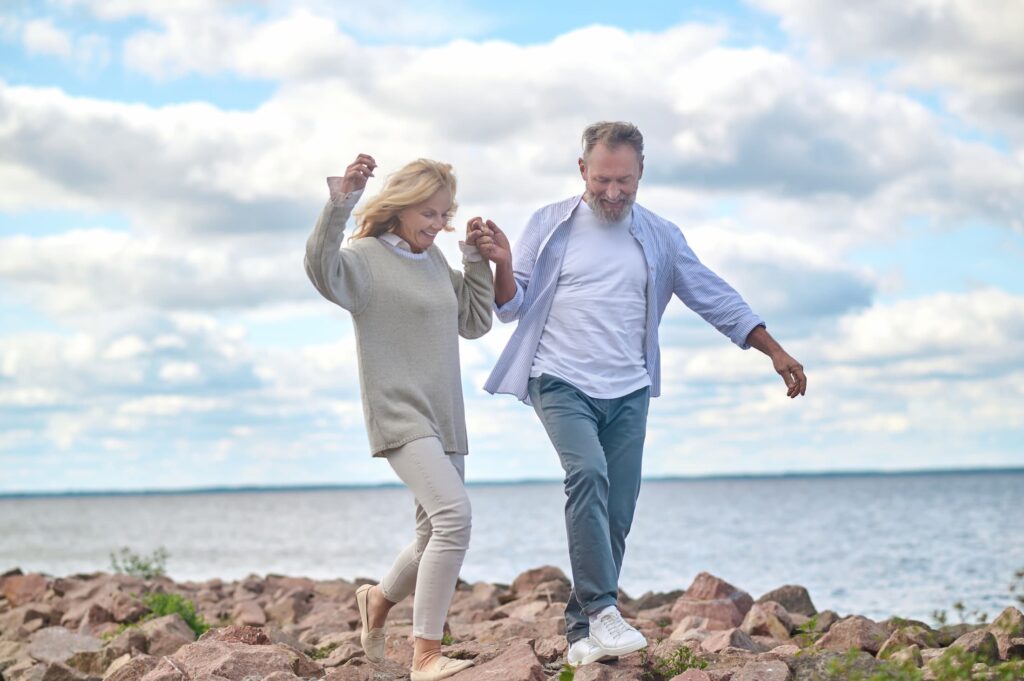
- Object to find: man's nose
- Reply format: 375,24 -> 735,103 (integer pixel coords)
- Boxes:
605,185 -> 621,200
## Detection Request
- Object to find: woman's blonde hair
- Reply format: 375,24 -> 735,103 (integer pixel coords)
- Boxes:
350,158 -> 458,240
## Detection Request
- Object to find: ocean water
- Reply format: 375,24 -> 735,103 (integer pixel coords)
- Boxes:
1,471 -> 1022,623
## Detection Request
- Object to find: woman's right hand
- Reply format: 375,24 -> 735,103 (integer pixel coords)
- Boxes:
339,153 -> 377,194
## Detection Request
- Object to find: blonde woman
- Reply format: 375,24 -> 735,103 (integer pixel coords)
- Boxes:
304,153 -> 503,680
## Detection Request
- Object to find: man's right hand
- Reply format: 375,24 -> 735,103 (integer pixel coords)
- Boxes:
339,153 -> 377,194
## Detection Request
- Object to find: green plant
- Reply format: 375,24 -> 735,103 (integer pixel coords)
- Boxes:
558,663 -> 575,681
441,631 -> 455,646
794,614 -> 822,646
656,616 -> 672,628
821,647 -> 1024,681
141,591 -> 211,637
639,646 -> 707,681
310,642 -> 339,660
1010,567 -> 1024,607
109,546 -> 170,579
99,590 -> 211,640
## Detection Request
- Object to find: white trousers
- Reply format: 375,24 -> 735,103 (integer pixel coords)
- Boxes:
378,436 -> 471,639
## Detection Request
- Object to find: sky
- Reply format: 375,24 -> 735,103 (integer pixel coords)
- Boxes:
1,0 -> 1023,493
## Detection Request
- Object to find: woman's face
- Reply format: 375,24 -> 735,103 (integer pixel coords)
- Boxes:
395,187 -> 453,253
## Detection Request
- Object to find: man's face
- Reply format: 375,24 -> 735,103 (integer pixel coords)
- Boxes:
579,142 -> 643,222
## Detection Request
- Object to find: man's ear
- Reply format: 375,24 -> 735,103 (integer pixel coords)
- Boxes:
638,155 -> 645,179
578,157 -> 586,178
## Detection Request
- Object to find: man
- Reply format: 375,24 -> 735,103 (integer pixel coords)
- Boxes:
473,121 -> 806,667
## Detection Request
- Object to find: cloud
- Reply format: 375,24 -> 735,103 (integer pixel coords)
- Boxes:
749,0 -> 1024,144
19,17 -> 110,71
22,19 -> 73,58
2,4 -> 1023,489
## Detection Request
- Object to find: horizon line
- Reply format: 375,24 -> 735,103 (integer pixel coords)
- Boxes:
2,464 -> 1022,499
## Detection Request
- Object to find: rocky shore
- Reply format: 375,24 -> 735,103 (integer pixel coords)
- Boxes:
2,565 -> 1022,681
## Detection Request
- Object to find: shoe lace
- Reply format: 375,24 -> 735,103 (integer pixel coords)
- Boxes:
599,610 -> 631,638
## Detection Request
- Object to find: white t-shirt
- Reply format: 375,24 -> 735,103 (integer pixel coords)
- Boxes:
530,200 -> 651,399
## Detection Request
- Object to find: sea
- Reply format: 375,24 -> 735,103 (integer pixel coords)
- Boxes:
2,469 -> 1022,624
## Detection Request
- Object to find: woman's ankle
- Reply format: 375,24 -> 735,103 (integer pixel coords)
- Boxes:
367,585 -> 393,629
412,639 -> 443,670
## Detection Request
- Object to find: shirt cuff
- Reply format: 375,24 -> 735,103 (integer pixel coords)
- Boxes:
494,280 -> 524,316
458,240 -> 484,262
326,177 -> 363,208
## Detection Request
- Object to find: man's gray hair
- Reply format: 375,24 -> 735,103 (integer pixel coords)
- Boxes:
581,121 -> 644,160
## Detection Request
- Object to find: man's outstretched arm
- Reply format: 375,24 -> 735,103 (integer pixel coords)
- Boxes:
745,325 -> 807,399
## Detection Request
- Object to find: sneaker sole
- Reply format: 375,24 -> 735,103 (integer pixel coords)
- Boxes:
592,638 -> 648,658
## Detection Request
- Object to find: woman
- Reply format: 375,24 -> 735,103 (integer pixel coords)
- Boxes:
303,153 -> 506,681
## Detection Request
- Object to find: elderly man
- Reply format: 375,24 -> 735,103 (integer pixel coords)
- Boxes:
473,121 -> 806,666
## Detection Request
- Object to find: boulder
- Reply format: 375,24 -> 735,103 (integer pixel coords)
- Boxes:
989,607 -> 1024,660
945,628 -> 999,665
449,639 -> 543,681
701,628 -> 760,653
877,625 -> 942,659
888,643 -> 923,667
138,636 -> 324,681
733,660 -> 791,681
671,573 -> 754,629
104,627 -> 148,657
531,635 -> 567,663
989,606 -> 1024,638
756,586 -> 816,618
815,616 -> 887,654
3,575 -> 49,608
0,603 -> 55,638
27,627 -> 103,665
104,653 -> 161,681
669,670 -> 712,681
741,601 -> 793,640
265,587 -> 315,626
139,614 -> 196,656
510,567 -> 570,600
232,600 -> 267,627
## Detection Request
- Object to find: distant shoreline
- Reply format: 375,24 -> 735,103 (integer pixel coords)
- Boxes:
2,464 -> 1022,499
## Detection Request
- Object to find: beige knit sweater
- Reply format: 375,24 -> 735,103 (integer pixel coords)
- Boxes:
303,189 -> 494,456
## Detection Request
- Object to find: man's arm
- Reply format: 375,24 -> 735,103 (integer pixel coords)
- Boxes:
745,325 -> 807,398
671,228 -> 806,398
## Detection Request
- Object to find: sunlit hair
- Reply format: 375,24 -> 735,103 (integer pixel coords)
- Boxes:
581,121 -> 644,161
350,159 -> 458,240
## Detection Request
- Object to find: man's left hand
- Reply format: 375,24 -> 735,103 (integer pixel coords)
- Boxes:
772,351 -> 806,398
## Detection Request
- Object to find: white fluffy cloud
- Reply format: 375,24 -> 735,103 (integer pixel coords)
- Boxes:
751,0 -> 1024,144
1,3 -> 1022,489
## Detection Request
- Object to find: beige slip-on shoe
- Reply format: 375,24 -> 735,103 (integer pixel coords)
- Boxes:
409,655 -> 475,681
355,584 -> 387,662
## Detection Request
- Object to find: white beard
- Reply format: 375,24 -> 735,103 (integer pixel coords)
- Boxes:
584,190 -> 635,222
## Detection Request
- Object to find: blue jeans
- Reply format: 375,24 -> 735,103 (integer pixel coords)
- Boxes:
527,373 -> 650,644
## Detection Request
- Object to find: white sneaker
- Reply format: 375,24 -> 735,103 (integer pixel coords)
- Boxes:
587,605 -> 648,657
567,637 -> 615,667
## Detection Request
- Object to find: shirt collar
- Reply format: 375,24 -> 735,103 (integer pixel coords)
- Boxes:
379,231 -> 412,252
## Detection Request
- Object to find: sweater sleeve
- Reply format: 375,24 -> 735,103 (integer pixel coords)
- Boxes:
448,256 -> 494,339
303,187 -> 373,314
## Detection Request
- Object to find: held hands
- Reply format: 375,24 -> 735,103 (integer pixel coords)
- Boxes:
466,217 -> 511,267
338,153 -> 377,194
